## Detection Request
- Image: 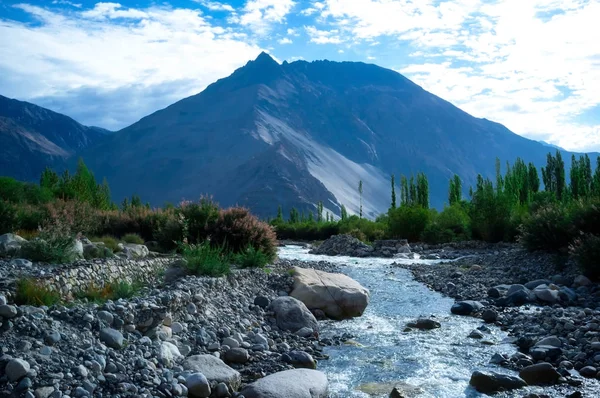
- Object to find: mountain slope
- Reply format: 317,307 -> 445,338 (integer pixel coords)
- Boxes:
0,95 -> 108,181
79,53 -> 580,217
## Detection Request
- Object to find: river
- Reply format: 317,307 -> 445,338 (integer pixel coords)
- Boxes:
279,245 -> 600,398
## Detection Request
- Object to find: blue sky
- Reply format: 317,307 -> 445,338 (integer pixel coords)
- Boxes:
0,0 -> 599,152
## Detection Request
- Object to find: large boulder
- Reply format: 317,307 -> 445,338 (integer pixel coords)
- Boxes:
309,235 -> 372,257
240,369 -> 328,398
183,355 -> 241,391
519,363 -> 560,385
451,300 -> 484,316
533,285 -> 559,304
0,233 -> 26,256
122,244 -> 149,259
290,267 -> 369,319
469,370 -> 527,394
269,296 -> 319,333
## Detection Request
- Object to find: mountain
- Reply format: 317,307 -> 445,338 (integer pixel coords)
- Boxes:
0,95 -> 108,181
74,53 -> 583,217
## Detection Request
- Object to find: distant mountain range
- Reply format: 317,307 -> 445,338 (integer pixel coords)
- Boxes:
0,94 -> 109,182
0,53 -> 592,217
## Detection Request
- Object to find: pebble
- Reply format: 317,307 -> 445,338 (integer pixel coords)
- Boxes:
6,358 -> 31,382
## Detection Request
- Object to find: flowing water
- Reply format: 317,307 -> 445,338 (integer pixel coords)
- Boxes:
279,245 -> 600,398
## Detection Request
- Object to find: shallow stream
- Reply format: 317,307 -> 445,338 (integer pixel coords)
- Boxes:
279,245 -> 600,398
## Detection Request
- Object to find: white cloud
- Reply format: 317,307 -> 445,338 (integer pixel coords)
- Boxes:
195,1 -> 235,12
52,0 -> 82,7
0,3 -> 262,129
278,37 -> 293,44
367,56 -> 376,60
338,49 -> 344,53
320,0 -> 600,152
238,0 -> 296,35
304,25 -> 343,44
300,8 -> 318,16
287,28 -> 299,36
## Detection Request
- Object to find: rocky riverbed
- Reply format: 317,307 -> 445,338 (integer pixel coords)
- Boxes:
0,256 -> 346,398
394,244 -> 600,394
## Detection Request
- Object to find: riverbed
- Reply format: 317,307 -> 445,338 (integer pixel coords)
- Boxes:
279,245 -> 600,397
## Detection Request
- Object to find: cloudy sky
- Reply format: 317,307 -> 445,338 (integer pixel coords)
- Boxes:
0,0 -> 599,152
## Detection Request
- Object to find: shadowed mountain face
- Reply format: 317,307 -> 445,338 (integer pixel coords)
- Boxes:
0,95 -> 108,181
75,52 -> 577,217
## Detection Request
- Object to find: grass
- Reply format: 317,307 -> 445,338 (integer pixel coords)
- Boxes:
15,229 -> 39,240
234,246 -> 271,268
180,241 -> 231,277
89,235 -> 121,252
75,280 -> 142,303
15,278 -> 62,306
20,234 -> 78,264
122,233 -> 144,245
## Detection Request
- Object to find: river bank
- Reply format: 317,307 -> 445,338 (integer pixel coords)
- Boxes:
394,243 -> 600,389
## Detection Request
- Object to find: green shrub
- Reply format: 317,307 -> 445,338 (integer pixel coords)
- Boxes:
20,234 -> 78,264
0,200 -> 17,234
122,233 -> 144,244
423,205 -> 471,244
76,280 -> 142,303
388,206 -> 431,242
570,234 -> 600,280
209,207 -> 277,261
179,198 -> 219,243
15,279 -> 61,306
90,235 -> 120,252
234,246 -> 271,268
338,216 -> 387,242
519,203 -> 574,252
180,241 -> 231,276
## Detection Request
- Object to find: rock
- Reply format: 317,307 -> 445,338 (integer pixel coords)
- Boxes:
451,300 -> 483,316
254,296 -> 270,309
183,355 -> 241,391
533,285 -> 559,304
164,266 -> 190,283
224,348 -> 249,364
34,387 -> 54,398
468,330 -> 484,339
504,289 -> 531,306
0,304 -> 18,318
469,370 -> 527,394
579,366 -> 597,378
97,310 -> 114,325
72,239 -> 84,259
535,336 -> 561,348
222,337 -> 240,349
409,318 -> 440,330
269,296 -> 319,333
9,258 -> 32,267
282,350 -> 316,369
240,369 -> 328,398
490,353 -> 508,365
295,327 -> 314,337
574,275 -> 592,287
122,244 -> 149,258
186,373 -> 211,398
6,358 -> 30,382
481,309 -> 498,323
99,328 -> 124,349
309,234 -> 372,256
44,330 -> 61,345
530,345 -> 562,360
519,363 -> 560,385
0,233 -> 26,255
290,266 -> 369,319
525,279 -> 552,290
159,342 -> 182,366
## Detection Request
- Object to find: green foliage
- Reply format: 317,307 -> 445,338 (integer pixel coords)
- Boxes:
76,280 -> 142,303
234,246 -> 271,268
338,215 -> 386,242
178,198 -> 219,243
469,174 -> 513,242
122,233 -> 144,244
0,200 -> 18,234
542,151 -> 566,200
570,234 -> 600,280
422,204 -> 471,244
90,235 -> 120,252
180,241 -> 231,277
388,205 -> 431,242
448,175 -> 462,205
390,175 -> 397,210
15,279 -> 62,306
20,229 -> 78,264
358,180 -> 363,218
519,203 -> 573,252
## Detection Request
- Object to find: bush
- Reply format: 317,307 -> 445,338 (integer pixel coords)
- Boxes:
90,235 -> 120,252
234,246 -> 271,268
388,206 -> 431,242
179,198 -> 219,243
422,205 -> 471,244
44,200 -> 98,235
76,280 -> 142,303
20,234 -> 78,263
519,203 -> 574,252
338,216 -> 387,242
180,241 -> 231,276
210,207 -> 277,261
570,234 -> 600,280
122,233 -> 144,244
0,200 -> 18,234
15,279 -> 61,306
